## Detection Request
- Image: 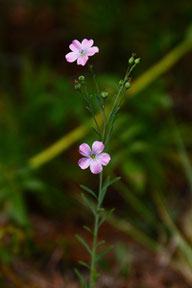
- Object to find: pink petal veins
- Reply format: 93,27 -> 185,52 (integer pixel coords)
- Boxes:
98,153 -> 111,166
87,46 -> 99,56
82,39 -> 94,49
77,55 -> 89,66
78,157 -> 91,170
65,51 -> 78,63
90,160 -> 103,174
79,143 -> 91,156
70,39 -> 82,51
92,141 -> 104,154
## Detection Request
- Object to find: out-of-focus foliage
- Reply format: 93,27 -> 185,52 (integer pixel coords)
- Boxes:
1,0 -> 192,285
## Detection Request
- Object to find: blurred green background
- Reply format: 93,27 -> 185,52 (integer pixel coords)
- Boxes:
1,0 -> 192,287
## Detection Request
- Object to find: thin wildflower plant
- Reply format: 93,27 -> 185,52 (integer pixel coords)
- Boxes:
65,38 -> 140,288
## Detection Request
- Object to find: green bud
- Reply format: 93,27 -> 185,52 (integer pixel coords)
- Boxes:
119,79 -> 124,86
101,91 -> 108,99
75,83 -> 81,90
128,56 -> 134,64
135,58 -> 141,64
97,208 -> 104,213
78,75 -> 85,81
125,82 -> 131,89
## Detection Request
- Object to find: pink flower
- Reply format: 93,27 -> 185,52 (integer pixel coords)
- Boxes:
65,39 -> 99,66
78,141 -> 111,174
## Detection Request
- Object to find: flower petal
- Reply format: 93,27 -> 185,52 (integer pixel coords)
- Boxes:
79,143 -> 91,156
87,46 -> 99,56
98,153 -> 111,166
77,55 -> 89,66
78,157 -> 91,170
82,39 -> 94,49
92,141 -> 104,154
65,51 -> 78,63
69,39 -> 82,51
90,160 -> 103,174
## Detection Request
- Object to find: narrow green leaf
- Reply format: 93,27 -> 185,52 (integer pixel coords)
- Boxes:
96,245 -> 114,263
83,225 -> 93,234
82,193 -> 96,216
108,177 -> 121,186
102,176 -> 110,191
99,208 -> 115,227
80,185 -> 97,199
86,106 -> 101,135
78,260 -> 90,269
98,177 -> 121,208
75,234 -> 91,255
96,95 -> 103,110
100,177 -> 121,204
108,106 -> 119,121
92,126 -> 101,138
105,109 -> 119,148
74,268 -> 87,288
97,240 -> 105,248
98,177 -> 109,207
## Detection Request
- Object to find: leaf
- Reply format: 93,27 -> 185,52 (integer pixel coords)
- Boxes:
99,208 -> 115,227
81,193 -> 96,216
105,108 -> 119,147
100,177 -> 121,205
96,245 -> 114,263
80,185 -> 97,199
102,176 -> 110,190
7,192 -> 29,227
108,106 -> 119,121
78,260 -> 90,269
92,126 -> 101,138
74,268 -> 87,288
83,225 -> 93,234
86,106 -> 94,116
96,95 -> 103,110
98,177 -> 110,206
97,240 -> 105,248
75,234 -> 91,255
108,177 -> 121,186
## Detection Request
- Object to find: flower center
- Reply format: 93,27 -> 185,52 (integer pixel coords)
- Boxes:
81,50 -> 86,56
90,153 -> 96,159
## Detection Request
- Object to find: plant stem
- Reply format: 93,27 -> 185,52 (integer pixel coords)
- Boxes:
89,63 -> 137,287
29,38 -> 192,169
89,172 -> 103,288
107,64 -> 135,123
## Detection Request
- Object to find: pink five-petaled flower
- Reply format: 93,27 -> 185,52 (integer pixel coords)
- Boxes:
65,39 -> 99,66
78,141 -> 111,174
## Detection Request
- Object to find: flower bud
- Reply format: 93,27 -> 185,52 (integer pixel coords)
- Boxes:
119,79 -> 124,86
101,91 -> 108,99
78,75 -> 85,81
125,82 -> 131,89
135,58 -> 141,64
75,83 -> 81,90
128,56 -> 134,64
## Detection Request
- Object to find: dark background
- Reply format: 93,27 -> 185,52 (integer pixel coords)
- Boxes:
0,0 -> 192,287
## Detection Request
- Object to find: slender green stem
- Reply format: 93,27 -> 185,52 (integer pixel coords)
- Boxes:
107,64 -> 135,122
89,172 -> 103,288
90,66 -> 107,141
89,62 -> 137,288
82,82 -> 102,136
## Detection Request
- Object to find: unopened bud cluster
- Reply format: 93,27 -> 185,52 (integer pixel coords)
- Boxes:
128,53 -> 141,65
101,91 -> 108,99
74,75 -> 85,90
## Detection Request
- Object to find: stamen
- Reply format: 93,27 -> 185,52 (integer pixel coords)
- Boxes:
81,50 -> 86,56
90,154 -> 96,159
